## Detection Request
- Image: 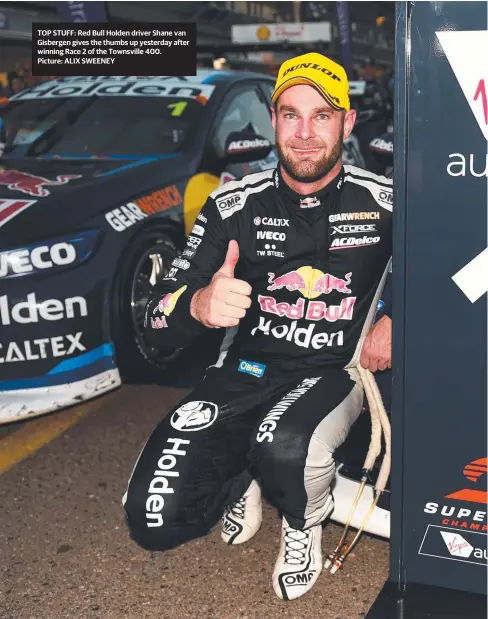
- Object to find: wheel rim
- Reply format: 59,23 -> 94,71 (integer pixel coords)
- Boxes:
130,244 -> 175,365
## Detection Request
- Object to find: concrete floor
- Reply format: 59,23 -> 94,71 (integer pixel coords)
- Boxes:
0,381 -> 389,619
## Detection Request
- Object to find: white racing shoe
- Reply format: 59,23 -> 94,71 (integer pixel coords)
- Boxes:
221,480 -> 263,545
273,517 -> 323,601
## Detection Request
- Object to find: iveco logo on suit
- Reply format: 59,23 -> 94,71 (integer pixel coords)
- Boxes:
257,231 -> 286,242
0,243 -> 76,278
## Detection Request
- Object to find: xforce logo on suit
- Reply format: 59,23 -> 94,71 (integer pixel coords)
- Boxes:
331,224 -> 376,235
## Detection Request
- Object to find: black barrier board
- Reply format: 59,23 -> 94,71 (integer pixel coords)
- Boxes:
31,23 -> 197,76
366,2 -> 487,617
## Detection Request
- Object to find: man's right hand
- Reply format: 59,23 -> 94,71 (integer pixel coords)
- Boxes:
190,240 -> 252,328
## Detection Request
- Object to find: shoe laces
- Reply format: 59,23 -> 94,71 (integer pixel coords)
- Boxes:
284,527 -> 310,565
228,496 -> 246,520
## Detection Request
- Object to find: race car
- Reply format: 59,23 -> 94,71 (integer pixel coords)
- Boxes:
0,70 -> 278,424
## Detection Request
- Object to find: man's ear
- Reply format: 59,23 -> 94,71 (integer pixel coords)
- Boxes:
343,108 -> 357,140
271,104 -> 277,130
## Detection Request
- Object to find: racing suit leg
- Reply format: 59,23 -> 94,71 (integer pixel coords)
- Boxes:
122,365 -> 292,552
249,368 -> 364,531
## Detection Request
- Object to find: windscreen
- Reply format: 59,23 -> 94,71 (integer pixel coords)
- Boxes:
1,77 -> 214,159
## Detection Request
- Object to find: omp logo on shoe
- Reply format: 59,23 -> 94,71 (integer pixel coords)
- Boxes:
170,401 -> 219,432
282,572 -> 315,586
216,194 -> 241,212
222,518 -> 239,535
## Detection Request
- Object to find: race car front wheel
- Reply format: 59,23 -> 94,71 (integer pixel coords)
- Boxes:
112,226 -> 181,382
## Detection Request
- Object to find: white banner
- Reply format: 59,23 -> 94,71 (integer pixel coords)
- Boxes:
232,22 -> 331,44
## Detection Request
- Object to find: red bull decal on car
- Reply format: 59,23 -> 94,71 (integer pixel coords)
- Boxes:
0,199 -> 37,229
0,168 -> 82,197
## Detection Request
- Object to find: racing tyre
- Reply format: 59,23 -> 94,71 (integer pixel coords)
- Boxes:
112,227 -> 181,383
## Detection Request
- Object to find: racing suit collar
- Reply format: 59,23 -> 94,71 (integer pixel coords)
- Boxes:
274,165 -> 344,211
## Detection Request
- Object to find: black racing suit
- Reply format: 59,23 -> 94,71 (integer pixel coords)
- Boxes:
123,164 -> 393,551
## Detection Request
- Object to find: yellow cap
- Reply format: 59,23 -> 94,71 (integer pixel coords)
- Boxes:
271,52 -> 350,111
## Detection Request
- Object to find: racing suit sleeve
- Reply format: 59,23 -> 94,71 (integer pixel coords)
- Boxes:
143,195 -> 229,352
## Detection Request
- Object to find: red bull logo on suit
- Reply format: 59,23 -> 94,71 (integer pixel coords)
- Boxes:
267,267 -> 352,298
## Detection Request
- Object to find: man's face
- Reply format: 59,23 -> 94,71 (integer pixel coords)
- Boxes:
272,84 -> 356,183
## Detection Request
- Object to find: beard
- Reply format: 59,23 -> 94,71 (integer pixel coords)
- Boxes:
277,124 -> 344,184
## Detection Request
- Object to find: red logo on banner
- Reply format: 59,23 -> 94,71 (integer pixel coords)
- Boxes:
474,78 -> 488,125
445,457 -> 487,504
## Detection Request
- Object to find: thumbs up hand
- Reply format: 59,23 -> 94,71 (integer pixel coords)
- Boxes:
190,241 -> 252,328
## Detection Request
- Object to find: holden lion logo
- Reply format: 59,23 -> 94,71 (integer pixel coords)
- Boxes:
170,401 -> 219,432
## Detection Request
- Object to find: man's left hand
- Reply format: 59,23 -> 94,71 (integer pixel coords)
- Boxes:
360,315 -> 392,372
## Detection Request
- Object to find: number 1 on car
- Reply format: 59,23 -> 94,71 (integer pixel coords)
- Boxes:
168,101 -> 188,117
